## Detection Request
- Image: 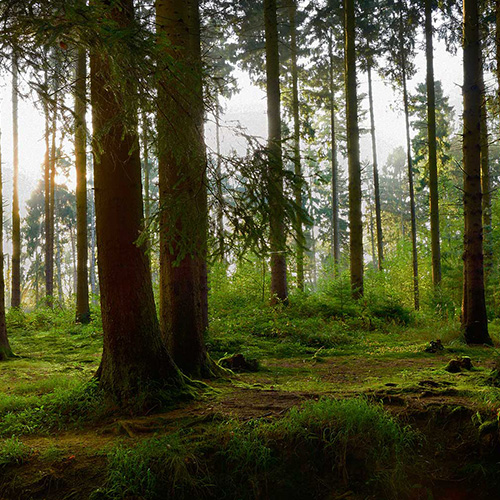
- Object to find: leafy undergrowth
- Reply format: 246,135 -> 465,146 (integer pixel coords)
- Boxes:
1,294 -> 500,498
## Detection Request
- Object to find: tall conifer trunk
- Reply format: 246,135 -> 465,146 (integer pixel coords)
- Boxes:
156,0 -> 213,377
425,0 -> 442,287
367,63 -> 383,270
462,0 -> 492,345
0,130 -> 13,360
344,0 -> 363,298
75,48 -> 90,323
399,5 -> 419,310
11,54 -> 21,308
479,42 -> 491,277
288,0 -> 304,291
91,0 -> 182,399
265,0 -> 288,304
328,36 -> 340,269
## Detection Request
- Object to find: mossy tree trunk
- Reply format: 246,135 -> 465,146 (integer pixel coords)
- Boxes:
461,0 -> 492,345
90,0 -> 183,400
156,0 -> 213,377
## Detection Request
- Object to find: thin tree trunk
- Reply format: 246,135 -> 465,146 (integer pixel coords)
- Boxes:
89,175 -> 97,303
11,53 -> 21,308
402,65 -> 419,311
328,36 -> 340,269
215,97 -> 225,262
44,85 -> 52,303
344,0 -> 363,298
70,225 -> 77,298
75,47 -> 90,323
425,0 -> 442,287
156,0 -> 213,377
288,0 -> 304,292
0,129 -> 13,360
265,0 -> 288,304
462,0 -> 492,344
367,63 -> 384,270
91,0 -> 183,401
56,234 -> 63,306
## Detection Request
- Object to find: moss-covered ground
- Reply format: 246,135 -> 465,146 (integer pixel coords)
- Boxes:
0,299 -> 500,499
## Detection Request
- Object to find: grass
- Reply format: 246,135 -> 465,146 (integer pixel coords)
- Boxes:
0,437 -> 31,467
97,397 -> 414,499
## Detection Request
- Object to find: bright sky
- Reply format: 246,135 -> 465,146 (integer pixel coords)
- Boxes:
0,34 -> 464,215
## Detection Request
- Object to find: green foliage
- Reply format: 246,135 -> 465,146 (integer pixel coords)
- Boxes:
0,380 -> 104,436
99,434 -> 202,500
0,437 -> 31,467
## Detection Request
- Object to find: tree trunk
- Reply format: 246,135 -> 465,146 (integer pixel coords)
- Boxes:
215,98 -> 225,262
11,53 -> 21,309
288,0 -> 304,292
425,0 -> 442,287
264,0 -> 288,304
56,234 -> 63,306
156,0 -> 213,377
44,80 -> 52,304
367,63 -> 384,271
75,47 -> 91,323
90,0 -> 183,401
0,130 -> 13,360
344,0 -> 363,298
402,63 -> 419,311
479,43 -> 491,278
328,36 -> 340,270
462,0 -> 492,344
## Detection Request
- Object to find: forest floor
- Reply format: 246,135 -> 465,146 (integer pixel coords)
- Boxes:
0,313 -> 500,499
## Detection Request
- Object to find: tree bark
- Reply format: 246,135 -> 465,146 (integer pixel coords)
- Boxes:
265,0 -> 288,304
156,0 -> 213,377
11,53 -> 21,309
462,0 -> 492,344
479,43 -> 491,278
75,47 -> 91,323
367,63 -> 383,270
91,0 -> 183,400
0,130 -> 13,360
328,36 -> 340,270
288,0 -> 304,292
344,0 -> 363,298
43,76 -> 52,303
215,98 -> 225,262
425,0 -> 442,287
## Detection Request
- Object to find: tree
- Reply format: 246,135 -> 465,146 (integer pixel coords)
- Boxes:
90,0 -> 183,400
0,130 -> 13,360
264,0 -> 288,304
461,0 -> 492,345
11,52 -> 21,308
425,0 -> 442,287
287,0 -> 305,291
75,47 -> 90,323
156,0 -> 214,377
344,0 -> 363,298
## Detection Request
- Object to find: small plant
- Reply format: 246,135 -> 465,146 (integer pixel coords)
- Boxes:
0,437 -> 31,466
102,434 -> 202,500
